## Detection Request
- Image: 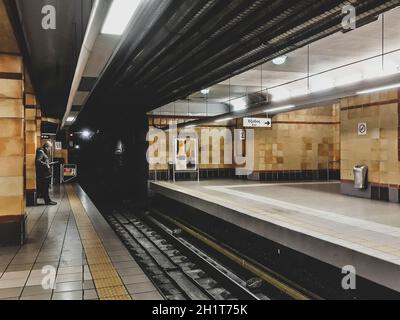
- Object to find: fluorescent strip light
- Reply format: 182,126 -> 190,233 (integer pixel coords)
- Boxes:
185,125 -> 196,128
264,105 -> 296,113
101,0 -> 141,35
215,117 -> 233,123
66,117 -> 75,122
357,83 -> 400,95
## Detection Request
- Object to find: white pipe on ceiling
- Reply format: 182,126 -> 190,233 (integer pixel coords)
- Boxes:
61,0 -> 113,129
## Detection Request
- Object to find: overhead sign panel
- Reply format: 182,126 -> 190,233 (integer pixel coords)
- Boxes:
243,118 -> 272,128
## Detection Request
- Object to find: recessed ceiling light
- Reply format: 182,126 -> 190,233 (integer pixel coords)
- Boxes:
272,55 -> 288,65
66,117 -> 75,123
201,88 -> 210,95
101,0 -> 141,35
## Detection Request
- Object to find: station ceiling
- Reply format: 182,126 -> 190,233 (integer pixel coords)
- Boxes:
9,0 -> 400,127
10,0 -> 93,119
76,0 -> 400,128
155,6 -> 400,113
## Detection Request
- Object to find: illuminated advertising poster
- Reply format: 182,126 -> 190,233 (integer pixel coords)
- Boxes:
174,137 -> 198,172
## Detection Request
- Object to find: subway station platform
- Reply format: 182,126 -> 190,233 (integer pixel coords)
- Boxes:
150,180 -> 400,293
0,185 -> 162,300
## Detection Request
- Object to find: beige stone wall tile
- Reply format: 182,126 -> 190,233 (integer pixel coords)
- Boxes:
0,98 -> 23,118
340,90 -> 399,185
0,137 -> 24,156
0,156 -> 23,176
0,176 -> 23,197
0,196 -> 24,216
0,79 -> 23,99
0,55 -> 22,73
25,94 -> 36,106
0,118 -> 24,138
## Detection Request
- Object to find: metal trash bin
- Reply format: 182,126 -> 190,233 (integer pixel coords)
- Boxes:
353,165 -> 368,189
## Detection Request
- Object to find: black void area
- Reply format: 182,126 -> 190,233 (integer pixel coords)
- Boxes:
0,219 -> 25,246
151,194 -> 400,300
379,187 -> 390,202
259,170 -> 340,183
150,169 -> 340,183
371,186 -> 380,201
371,186 -> 390,202
76,115 -> 149,209
26,190 -> 36,206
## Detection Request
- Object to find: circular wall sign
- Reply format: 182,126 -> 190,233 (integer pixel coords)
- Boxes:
358,122 -> 367,136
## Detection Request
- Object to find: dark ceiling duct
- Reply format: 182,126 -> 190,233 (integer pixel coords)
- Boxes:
225,92 -> 270,112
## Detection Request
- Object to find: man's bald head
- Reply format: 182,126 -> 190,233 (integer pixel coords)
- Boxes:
43,141 -> 52,151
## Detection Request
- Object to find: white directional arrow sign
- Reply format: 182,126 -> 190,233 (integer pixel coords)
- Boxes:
243,117 -> 272,128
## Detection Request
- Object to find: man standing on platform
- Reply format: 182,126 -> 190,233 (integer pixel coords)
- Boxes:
35,141 -> 57,205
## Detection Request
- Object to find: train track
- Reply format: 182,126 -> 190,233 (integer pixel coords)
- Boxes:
106,208 -> 318,300
107,210 -> 264,300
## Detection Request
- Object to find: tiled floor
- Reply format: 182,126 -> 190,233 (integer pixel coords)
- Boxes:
0,184 -> 163,301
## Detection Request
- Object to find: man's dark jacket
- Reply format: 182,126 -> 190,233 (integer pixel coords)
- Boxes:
35,148 -> 52,179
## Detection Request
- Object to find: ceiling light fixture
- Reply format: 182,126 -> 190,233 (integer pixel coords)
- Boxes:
215,117 -> 233,123
264,105 -> 296,113
66,116 -> 75,123
201,88 -> 210,95
101,0 -> 141,35
81,130 -> 93,139
357,83 -> 400,95
272,55 -> 288,65
230,99 -> 247,111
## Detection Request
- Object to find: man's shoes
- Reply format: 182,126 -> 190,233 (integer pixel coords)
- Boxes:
45,201 -> 57,206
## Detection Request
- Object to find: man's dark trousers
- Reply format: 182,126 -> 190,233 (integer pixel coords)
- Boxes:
37,178 -> 51,203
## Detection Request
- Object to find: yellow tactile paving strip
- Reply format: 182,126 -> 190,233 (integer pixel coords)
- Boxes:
66,185 -> 131,300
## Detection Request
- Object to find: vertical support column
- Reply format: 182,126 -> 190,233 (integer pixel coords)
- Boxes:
36,107 -> 42,150
25,93 -> 37,205
0,53 -> 25,245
